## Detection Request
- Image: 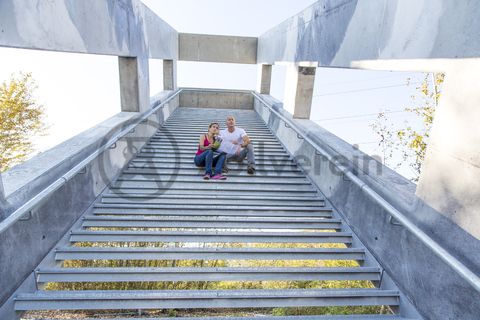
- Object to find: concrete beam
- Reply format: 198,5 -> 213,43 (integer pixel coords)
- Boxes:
0,0 -> 178,59
118,56 -> 150,113
179,33 -> 257,64
179,89 -> 253,110
283,65 -> 316,119
258,0 -> 480,68
257,64 -> 272,95
163,60 -> 177,90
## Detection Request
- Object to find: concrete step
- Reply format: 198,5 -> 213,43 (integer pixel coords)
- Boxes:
117,174 -> 308,183
93,203 -> 328,213
69,230 -> 352,244
136,151 -> 291,158
92,207 -> 333,218
36,267 -> 381,283
117,173 -> 311,182
101,193 -> 324,202
145,144 -> 284,151
81,216 -> 342,230
112,181 -> 316,191
97,201 -> 326,209
15,289 -> 399,311
157,128 -> 273,134
122,168 -> 304,177
136,154 -> 294,163
54,247 -> 365,261
164,119 -> 267,124
106,187 -> 318,197
149,136 -> 279,144
150,137 -> 280,144
128,162 -> 300,170
132,156 -> 292,163
153,132 -> 275,139
100,195 -> 325,207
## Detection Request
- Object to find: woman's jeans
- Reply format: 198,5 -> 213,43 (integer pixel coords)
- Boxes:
194,150 -> 226,176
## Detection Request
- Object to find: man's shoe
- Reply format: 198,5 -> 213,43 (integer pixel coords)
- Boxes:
211,174 -> 227,180
247,166 -> 255,175
222,165 -> 229,173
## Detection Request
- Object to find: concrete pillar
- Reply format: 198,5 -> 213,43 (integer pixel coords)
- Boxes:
118,56 -> 150,112
416,60 -> 480,239
257,64 -> 272,94
283,64 -> 316,119
163,59 -> 177,90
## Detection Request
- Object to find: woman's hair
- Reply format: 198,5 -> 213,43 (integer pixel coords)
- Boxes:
209,122 -> 219,128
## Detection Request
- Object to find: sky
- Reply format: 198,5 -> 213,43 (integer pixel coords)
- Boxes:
0,0 -> 429,180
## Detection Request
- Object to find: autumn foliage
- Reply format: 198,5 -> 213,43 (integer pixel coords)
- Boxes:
0,72 -> 46,172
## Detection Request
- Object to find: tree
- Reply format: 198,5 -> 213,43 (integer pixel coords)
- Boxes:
370,73 -> 444,182
0,72 -> 46,173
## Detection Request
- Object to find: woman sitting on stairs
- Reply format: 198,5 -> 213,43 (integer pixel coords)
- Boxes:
193,122 -> 227,180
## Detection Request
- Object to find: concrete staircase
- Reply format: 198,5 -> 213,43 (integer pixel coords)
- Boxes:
15,108 -> 417,319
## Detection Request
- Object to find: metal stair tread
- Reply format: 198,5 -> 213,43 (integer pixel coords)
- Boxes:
69,230 -> 352,244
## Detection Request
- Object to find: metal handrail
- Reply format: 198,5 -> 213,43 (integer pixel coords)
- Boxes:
251,91 -> 480,292
0,89 -> 182,234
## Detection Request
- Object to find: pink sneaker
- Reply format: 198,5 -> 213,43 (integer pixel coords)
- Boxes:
211,174 -> 227,180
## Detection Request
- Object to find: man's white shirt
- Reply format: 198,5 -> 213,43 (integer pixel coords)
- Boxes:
218,127 -> 247,155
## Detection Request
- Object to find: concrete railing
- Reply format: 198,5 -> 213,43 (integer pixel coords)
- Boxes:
0,89 -> 180,309
252,91 -> 480,320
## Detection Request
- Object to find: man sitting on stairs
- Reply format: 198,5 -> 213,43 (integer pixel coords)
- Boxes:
217,115 -> 256,174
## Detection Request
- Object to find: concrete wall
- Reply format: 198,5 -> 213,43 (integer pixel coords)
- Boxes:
179,33 -> 257,64
179,88 -> 253,110
253,93 -> 480,320
0,0 -> 177,59
0,91 -> 179,309
258,0 -> 480,281
257,0 -> 480,66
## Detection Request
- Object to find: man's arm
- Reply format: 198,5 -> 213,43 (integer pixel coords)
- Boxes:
241,135 -> 250,148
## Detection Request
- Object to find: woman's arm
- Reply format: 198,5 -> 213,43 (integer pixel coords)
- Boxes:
198,134 -> 212,150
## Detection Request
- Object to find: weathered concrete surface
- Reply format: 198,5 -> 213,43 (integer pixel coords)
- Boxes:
253,93 -> 480,320
0,0 -> 178,59
119,56 -> 150,112
257,64 -> 272,95
258,0 -> 480,65
163,59 -> 177,90
0,91 -> 179,309
179,88 -> 253,110
283,65 -> 316,119
258,0 -> 480,287
179,33 -> 257,64
415,60 -> 480,240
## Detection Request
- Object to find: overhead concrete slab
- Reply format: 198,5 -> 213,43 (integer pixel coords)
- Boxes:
179,33 -> 257,64
0,0 -> 178,59
257,0 -> 480,67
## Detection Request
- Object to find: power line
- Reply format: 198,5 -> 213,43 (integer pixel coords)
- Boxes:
312,81 -> 423,98
315,74 -> 410,88
312,109 -> 408,122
